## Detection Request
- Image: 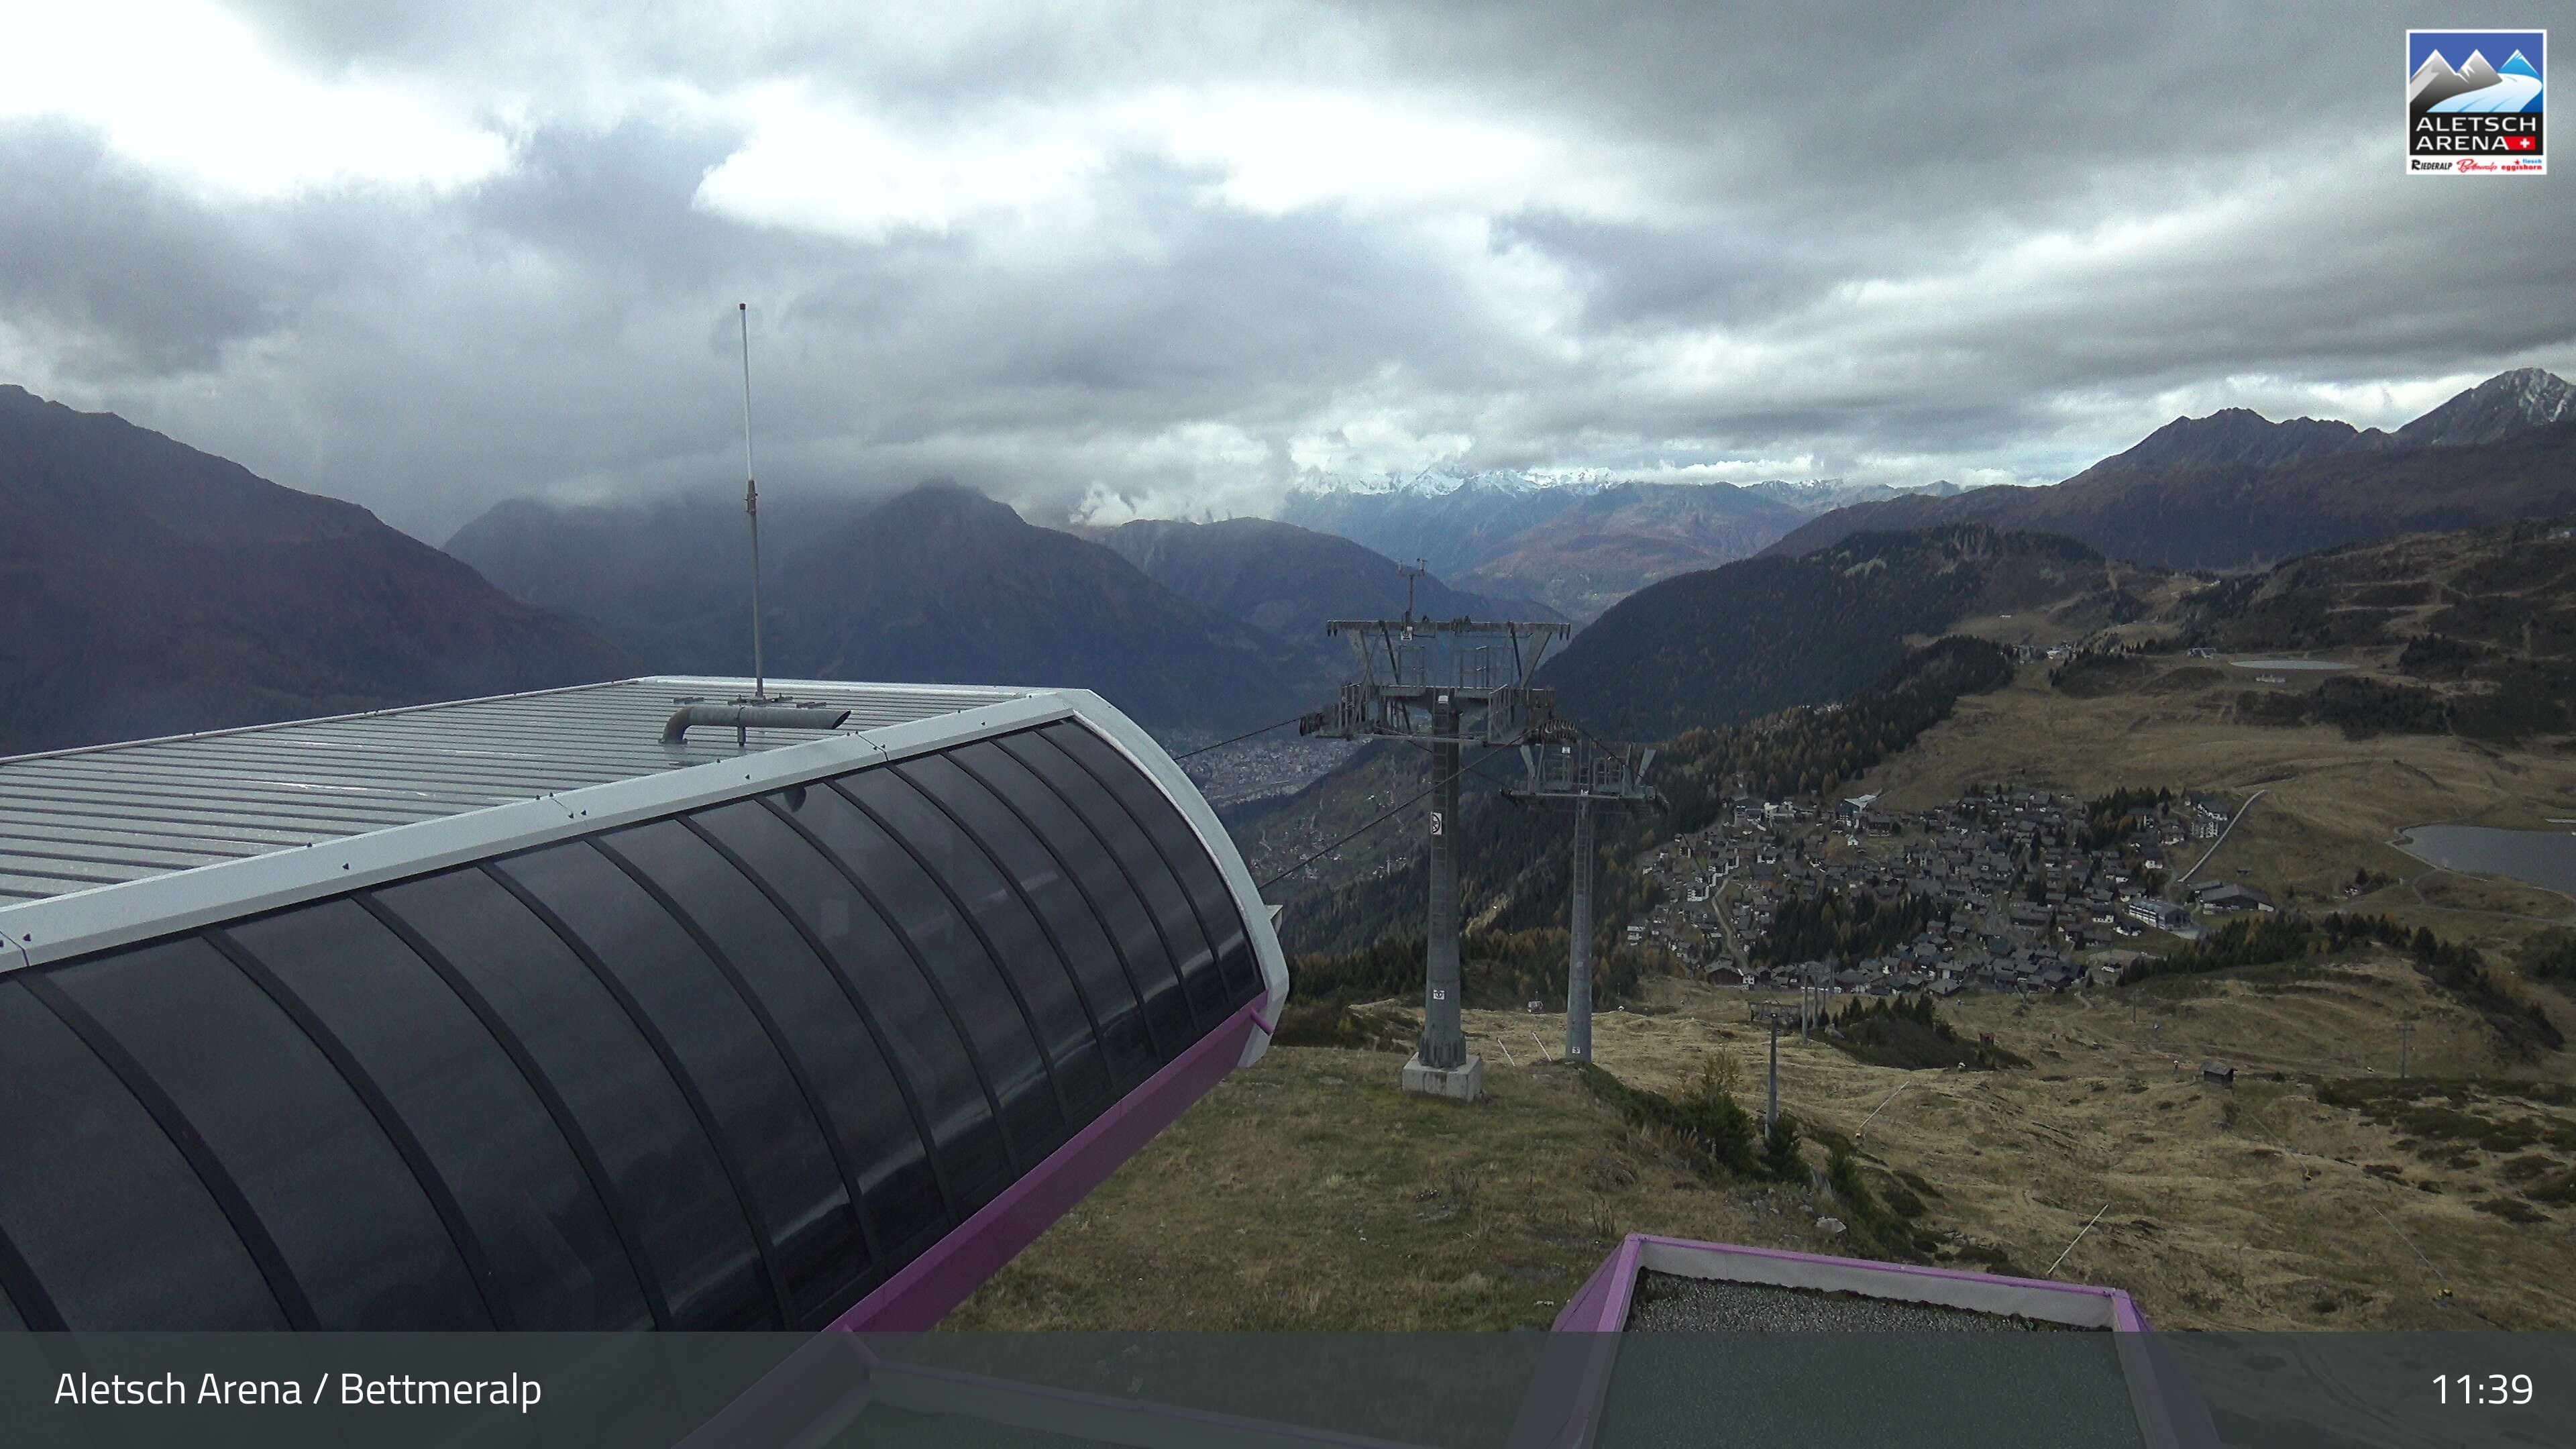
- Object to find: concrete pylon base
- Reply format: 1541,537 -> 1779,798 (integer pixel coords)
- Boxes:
1401,1053 -> 1485,1102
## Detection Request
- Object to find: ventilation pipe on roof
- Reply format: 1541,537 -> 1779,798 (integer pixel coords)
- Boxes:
661,703 -> 851,745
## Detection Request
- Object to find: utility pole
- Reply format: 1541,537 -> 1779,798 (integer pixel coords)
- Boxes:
1766,1020 -> 1781,1128
1507,739 -> 1660,1062
1751,998 -> 1799,1124
1302,612 -> 1570,1099
1424,690 -> 1464,1073
1568,792 -> 1595,1061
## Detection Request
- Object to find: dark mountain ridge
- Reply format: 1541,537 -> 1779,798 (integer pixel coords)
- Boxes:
1538,524 -> 2138,739
780,485 -> 1326,730
450,484 -> 1335,734
2076,409 -> 2383,478
1766,370 -> 2576,568
0,385 -> 630,755
445,491 -> 879,676
1093,517 -> 1560,645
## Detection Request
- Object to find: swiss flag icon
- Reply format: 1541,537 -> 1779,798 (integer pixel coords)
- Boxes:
2505,136 -> 2537,152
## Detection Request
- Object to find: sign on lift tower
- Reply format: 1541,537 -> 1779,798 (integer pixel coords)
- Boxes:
1509,739 -> 1662,1063
1300,571 -> 1568,1102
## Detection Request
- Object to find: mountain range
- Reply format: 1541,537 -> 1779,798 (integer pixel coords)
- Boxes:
11,358 -> 2570,757
2071,367 -> 2573,479
450,484 -> 1332,735
1278,473 -> 1963,621
0,385 -> 629,756
1765,369 -> 2576,568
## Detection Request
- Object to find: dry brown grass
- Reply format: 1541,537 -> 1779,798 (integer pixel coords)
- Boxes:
955,653 -> 2576,1335
1536,965 -> 2576,1326
945,1039 -> 1849,1332
951,958 -> 2576,1334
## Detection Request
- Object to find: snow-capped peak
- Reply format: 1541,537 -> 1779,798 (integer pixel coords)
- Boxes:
2498,368 -> 2576,421
1293,466 -> 1620,498
1285,469 -> 1980,504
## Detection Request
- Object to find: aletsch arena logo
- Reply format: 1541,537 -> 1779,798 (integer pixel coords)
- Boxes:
2408,29 -> 2546,175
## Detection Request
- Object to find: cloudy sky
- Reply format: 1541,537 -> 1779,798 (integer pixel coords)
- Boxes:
3,1 -> 2570,543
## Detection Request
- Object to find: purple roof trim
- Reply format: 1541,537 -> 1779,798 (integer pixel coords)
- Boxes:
826,999 -> 1262,1332
1552,1244 -> 1627,1334
1530,1234 -> 2182,1449
1552,1235 -> 1644,1334
1548,1233 -> 2150,1333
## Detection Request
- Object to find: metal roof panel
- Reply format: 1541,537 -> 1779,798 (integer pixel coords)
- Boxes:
0,677 -> 1034,908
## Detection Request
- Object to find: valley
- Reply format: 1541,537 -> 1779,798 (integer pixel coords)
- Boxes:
1010,504 -> 2576,1335
964,633 -> 2576,1334
7,369 -> 2573,1340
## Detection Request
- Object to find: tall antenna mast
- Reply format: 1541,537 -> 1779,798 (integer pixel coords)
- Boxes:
738,301 -> 766,702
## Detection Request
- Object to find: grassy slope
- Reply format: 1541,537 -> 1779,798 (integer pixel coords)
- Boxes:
956,962 -> 2576,1333
946,1043 -> 1805,1332
959,641 -> 2576,1334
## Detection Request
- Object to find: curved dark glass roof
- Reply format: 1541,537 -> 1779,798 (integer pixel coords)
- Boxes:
0,714 -> 1269,1331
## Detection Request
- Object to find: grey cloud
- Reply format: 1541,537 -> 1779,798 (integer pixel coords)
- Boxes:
34,121 -> 1572,538
231,1 -> 1356,115
7,3 -> 2573,544
0,122 -> 302,375
1364,3 -> 2385,205
1489,210 -> 1872,333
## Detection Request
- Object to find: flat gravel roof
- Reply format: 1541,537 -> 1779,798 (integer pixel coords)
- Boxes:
1626,1273 -> 2081,1332
1600,1273 -> 2143,1449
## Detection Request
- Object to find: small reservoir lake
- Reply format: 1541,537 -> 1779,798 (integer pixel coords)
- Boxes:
2393,824 -> 2576,898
